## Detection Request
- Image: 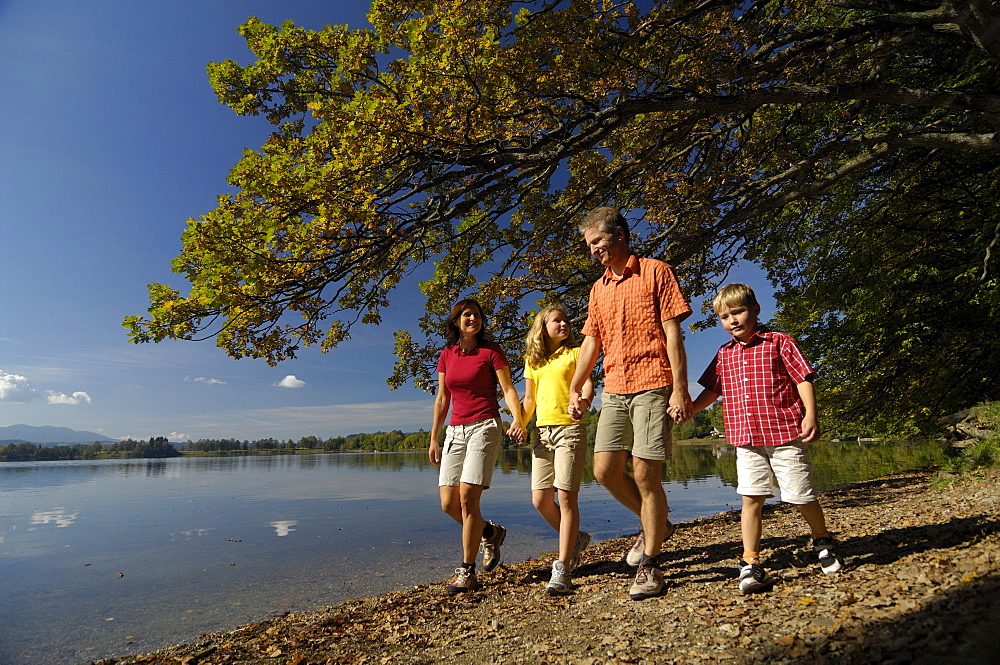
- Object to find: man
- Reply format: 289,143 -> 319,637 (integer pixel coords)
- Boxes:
569,206 -> 692,600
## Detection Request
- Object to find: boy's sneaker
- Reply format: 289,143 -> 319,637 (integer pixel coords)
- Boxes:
447,567 -> 480,595
625,519 -> 675,568
738,559 -> 774,594
628,561 -> 665,600
480,522 -> 506,572
546,560 -> 572,595
568,531 -> 591,572
813,536 -> 844,574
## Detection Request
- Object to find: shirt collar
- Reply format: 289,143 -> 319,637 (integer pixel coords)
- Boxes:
601,254 -> 640,283
722,324 -> 771,348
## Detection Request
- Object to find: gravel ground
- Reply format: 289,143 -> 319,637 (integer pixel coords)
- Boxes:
93,468 -> 1000,665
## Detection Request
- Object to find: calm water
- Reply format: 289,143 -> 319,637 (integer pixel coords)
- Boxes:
0,440 -> 945,665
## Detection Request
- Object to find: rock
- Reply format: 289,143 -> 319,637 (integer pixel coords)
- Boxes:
938,406 -> 996,444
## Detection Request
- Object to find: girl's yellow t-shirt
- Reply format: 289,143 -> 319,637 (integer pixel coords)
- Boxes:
525,346 -> 579,427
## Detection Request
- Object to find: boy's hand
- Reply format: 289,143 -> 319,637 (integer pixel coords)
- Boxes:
800,415 -> 820,443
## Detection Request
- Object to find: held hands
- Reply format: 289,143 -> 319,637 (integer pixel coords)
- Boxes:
568,393 -> 591,421
668,390 -> 693,424
506,424 -> 526,445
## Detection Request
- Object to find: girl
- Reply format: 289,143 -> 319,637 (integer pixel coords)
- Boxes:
429,298 -> 526,595
521,306 -> 595,594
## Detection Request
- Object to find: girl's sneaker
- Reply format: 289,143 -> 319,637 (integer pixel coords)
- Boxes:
813,536 -> 844,574
568,531 -> 591,572
546,560 -> 572,595
738,559 -> 774,594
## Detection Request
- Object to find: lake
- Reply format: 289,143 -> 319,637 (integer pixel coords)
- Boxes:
0,440 -> 945,665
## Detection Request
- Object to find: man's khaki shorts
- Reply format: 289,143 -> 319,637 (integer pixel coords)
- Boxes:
594,386 -> 673,461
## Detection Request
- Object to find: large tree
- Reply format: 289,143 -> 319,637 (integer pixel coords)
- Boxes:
125,0 -> 1000,435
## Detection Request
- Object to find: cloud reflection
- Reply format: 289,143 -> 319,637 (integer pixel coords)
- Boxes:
270,520 -> 298,536
30,508 -> 78,528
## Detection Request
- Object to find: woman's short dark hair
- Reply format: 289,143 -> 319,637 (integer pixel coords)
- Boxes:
445,298 -> 488,347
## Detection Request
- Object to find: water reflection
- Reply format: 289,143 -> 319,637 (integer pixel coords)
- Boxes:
29,508 -> 78,528
0,439 -> 948,665
271,520 -> 298,536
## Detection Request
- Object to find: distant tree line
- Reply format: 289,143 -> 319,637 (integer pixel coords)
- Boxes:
0,437 -> 181,462
0,404 -> 725,463
180,429 -> 431,454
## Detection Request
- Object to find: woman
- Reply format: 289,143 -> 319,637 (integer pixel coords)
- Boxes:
429,298 -> 525,595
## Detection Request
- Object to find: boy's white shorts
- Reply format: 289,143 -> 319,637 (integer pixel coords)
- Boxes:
735,440 -> 818,505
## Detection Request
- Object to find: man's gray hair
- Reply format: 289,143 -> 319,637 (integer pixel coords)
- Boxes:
578,206 -> 630,242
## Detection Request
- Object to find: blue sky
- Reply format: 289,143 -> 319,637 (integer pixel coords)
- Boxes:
0,1 -> 772,443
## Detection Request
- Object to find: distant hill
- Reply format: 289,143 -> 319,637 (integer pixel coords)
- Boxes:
0,424 -> 116,445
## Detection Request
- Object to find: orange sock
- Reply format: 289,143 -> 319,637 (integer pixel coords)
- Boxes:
742,551 -> 760,564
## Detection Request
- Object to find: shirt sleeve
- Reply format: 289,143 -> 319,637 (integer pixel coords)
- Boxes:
654,263 -> 692,323
581,282 -> 601,339
698,352 -> 723,394
778,336 -> 814,384
489,344 -> 510,372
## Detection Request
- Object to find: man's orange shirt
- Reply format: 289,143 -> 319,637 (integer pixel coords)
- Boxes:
582,255 -> 691,395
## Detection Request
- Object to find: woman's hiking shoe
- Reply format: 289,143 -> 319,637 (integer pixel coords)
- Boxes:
813,536 -> 844,574
568,531 -> 591,572
480,522 -> 506,572
625,519 -> 675,568
546,560 -> 572,595
447,567 -> 480,595
628,561 -> 666,600
738,559 -> 774,594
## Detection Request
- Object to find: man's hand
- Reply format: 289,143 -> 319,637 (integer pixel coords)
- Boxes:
668,388 -> 693,423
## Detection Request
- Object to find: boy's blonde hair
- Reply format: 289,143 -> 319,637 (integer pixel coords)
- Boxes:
713,283 -> 759,313
524,306 -> 574,370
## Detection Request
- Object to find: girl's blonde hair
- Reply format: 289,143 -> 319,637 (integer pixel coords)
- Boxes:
524,306 -> 574,370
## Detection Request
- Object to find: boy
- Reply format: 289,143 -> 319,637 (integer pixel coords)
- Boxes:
687,283 -> 844,594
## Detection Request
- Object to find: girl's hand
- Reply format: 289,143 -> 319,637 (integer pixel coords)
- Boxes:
428,441 -> 441,466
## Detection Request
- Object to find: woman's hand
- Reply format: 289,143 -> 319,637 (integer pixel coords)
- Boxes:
428,440 -> 441,466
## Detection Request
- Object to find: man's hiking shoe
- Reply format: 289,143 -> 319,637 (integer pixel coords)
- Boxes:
813,536 -> 844,574
568,531 -> 591,572
480,522 -> 506,572
546,560 -> 572,595
625,519 -> 675,567
738,559 -> 774,594
628,561 -> 665,600
447,567 -> 480,595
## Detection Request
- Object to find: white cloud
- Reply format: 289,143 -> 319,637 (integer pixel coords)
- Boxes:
167,432 -> 189,441
0,370 -> 39,402
46,390 -> 92,405
276,375 -> 306,389
186,376 -> 227,385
